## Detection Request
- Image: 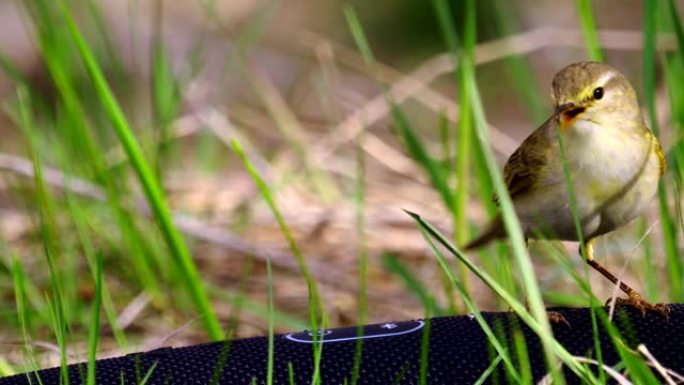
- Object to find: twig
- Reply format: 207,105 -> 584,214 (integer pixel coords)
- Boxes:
153,318 -> 198,349
117,292 -> 151,330
0,153 -> 105,200
637,344 -> 682,385
537,356 -> 632,385
606,220 -> 660,320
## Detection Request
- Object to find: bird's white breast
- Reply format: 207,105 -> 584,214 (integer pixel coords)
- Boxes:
565,118 -> 659,233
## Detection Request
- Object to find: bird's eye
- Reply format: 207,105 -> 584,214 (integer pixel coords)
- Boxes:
593,87 -> 604,100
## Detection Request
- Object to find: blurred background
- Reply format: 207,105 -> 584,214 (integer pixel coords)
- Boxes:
0,0 -> 682,372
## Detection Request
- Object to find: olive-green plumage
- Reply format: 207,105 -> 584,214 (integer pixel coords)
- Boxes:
463,61 -> 669,316
465,61 -> 665,249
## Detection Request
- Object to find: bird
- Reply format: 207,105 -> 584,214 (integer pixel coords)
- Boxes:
463,61 -> 669,317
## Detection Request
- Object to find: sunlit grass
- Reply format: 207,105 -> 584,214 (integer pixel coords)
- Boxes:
575,0 -> 604,61
351,96 -> 368,385
231,138 -> 326,384
645,0 -> 684,303
0,0 -> 681,383
59,1 -> 223,340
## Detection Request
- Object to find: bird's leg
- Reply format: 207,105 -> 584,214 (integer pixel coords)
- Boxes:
580,238 -> 670,318
546,310 -> 570,327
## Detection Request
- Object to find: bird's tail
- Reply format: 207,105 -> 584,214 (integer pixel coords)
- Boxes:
462,216 -> 505,251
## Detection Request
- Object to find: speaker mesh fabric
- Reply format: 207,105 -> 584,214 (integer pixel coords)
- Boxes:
2,305 -> 682,384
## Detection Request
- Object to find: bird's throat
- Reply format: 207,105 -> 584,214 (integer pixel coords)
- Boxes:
560,106 -> 587,131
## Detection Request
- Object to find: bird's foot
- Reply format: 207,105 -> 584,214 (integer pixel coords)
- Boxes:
608,293 -> 670,319
547,311 -> 570,327
506,304 -> 570,327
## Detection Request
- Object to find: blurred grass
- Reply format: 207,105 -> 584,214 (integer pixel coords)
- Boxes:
575,0 -> 604,61
351,89 -> 368,385
645,0 -> 684,303
231,137 -> 325,384
17,84 -> 72,383
0,0 -> 681,382
61,0 -> 223,339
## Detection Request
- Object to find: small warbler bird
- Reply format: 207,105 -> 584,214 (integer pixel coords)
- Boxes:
464,61 -> 669,317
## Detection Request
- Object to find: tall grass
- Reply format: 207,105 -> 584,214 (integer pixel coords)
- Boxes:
231,138 -> 326,384
645,0 -> 684,303
17,84 -> 71,383
59,1 -> 223,340
575,0 -> 604,61
351,97 -> 368,385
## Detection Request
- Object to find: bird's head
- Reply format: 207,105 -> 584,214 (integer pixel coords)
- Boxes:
551,61 -> 641,131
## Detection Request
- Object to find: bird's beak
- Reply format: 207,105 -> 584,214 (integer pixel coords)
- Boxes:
556,102 -> 587,131
556,103 -> 586,121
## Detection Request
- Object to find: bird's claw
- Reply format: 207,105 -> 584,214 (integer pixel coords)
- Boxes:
608,293 -> 670,320
547,311 -> 570,327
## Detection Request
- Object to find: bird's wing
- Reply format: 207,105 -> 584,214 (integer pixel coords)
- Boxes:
493,128 -> 550,205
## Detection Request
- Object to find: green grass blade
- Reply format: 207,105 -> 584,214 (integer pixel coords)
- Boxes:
266,259 -> 275,385
644,0 -> 661,137
667,0 -> 684,55
391,106 -> 455,212
381,254 -> 445,315
431,0 -> 473,245
344,6 -> 455,214
231,138 -> 325,385
20,0 -> 166,308
0,53 -> 30,88
575,0 -> 604,61
231,139 -> 324,317
595,311 -> 662,384
12,256 -> 35,375
414,221 -> 523,383
663,0 -> 684,302
86,252 -> 103,385
645,0 -> 682,301
439,0 -> 476,297
151,37 -> 181,180
44,293 -> 70,385
555,129 -> 605,382
248,70 -> 338,201
57,1 -> 222,339
488,1 -> 546,122
473,355 -> 503,385
406,212 -> 597,382
465,60 -> 570,383
351,122 -> 368,385
288,363 -> 295,385
209,285 -> 308,331
418,317 -> 430,385
17,88 -> 72,381
512,328 -> 532,384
